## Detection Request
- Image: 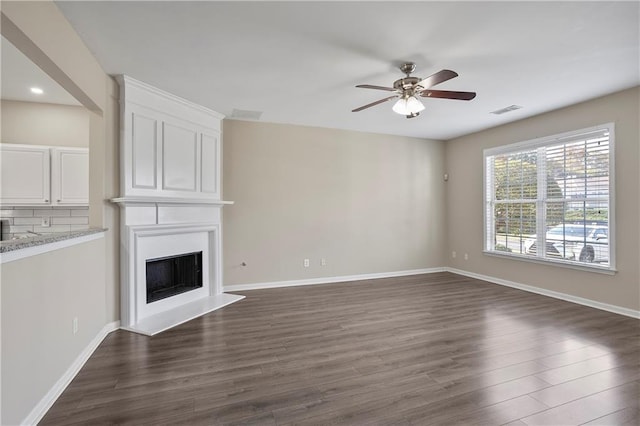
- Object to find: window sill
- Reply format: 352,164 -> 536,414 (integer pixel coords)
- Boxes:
482,250 -> 617,275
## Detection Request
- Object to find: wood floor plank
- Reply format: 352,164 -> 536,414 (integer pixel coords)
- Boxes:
521,381 -> 640,425
529,365 -> 640,407
582,406 -> 640,425
534,354 -> 619,385
38,272 -> 640,425
447,395 -> 549,426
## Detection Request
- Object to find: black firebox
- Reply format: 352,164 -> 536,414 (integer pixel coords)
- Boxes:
146,251 -> 203,303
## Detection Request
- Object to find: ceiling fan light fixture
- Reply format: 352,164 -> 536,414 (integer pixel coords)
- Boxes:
406,95 -> 425,113
392,95 -> 424,115
392,98 -> 408,115
353,64 -> 475,116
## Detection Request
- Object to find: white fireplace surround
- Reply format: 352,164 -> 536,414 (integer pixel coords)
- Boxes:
114,200 -> 244,336
132,224 -> 214,323
113,76 -> 243,335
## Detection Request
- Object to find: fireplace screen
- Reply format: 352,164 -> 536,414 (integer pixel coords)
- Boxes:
146,251 -> 203,303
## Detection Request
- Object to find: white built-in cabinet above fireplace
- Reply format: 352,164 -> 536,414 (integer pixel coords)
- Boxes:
113,76 -> 242,336
117,75 -> 223,201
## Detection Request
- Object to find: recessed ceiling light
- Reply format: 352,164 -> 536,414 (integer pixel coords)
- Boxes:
30,87 -> 44,95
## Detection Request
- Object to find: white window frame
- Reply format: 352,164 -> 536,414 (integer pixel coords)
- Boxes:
483,123 -> 616,274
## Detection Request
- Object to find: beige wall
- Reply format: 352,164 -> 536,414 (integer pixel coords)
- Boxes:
1,238 -> 107,425
445,86 -> 640,311
1,1 -> 119,423
223,120 -> 446,285
1,100 -> 90,147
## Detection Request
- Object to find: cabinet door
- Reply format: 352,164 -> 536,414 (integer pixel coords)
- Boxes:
0,144 -> 51,205
51,148 -> 89,205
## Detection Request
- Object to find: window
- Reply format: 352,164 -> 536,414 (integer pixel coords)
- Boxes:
484,124 -> 614,271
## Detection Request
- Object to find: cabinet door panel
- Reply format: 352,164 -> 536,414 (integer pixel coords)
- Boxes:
162,123 -> 197,191
0,145 -> 50,204
52,148 -> 88,205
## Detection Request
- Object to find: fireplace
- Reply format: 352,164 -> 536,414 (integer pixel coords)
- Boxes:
113,75 -> 243,336
146,251 -> 203,303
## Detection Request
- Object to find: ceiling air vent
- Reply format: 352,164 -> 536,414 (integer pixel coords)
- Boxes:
230,109 -> 263,120
490,105 -> 523,115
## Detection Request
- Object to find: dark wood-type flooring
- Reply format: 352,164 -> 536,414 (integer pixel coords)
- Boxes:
41,272 -> 640,425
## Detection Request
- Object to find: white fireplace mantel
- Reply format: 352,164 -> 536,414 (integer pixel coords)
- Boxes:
111,197 -> 234,206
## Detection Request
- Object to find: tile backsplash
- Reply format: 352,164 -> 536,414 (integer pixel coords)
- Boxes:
0,206 -> 89,240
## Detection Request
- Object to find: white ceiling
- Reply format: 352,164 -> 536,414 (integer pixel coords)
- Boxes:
1,36 -> 80,106
55,1 -> 639,140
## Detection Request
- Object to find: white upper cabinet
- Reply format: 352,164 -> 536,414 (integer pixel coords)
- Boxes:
0,144 -> 89,206
0,144 -> 51,205
118,75 -> 223,200
51,147 -> 89,205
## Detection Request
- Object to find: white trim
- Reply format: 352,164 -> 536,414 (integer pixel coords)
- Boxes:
21,321 -> 121,426
0,232 -> 105,264
117,75 -> 225,121
223,268 -> 445,292
225,266 -> 637,319
111,197 -> 233,205
122,223 -> 221,328
445,267 -> 639,319
482,250 -> 616,275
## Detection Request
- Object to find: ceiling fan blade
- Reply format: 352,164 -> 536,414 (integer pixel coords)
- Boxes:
416,69 -> 458,89
420,90 -> 477,101
356,84 -> 397,92
352,95 -> 398,112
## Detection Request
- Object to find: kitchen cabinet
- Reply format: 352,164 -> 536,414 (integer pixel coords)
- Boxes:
0,143 -> 88,206
0,144 -> 51,205
51,147 -> 89,205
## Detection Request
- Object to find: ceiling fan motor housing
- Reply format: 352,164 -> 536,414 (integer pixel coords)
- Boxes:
393,77 -> 422,92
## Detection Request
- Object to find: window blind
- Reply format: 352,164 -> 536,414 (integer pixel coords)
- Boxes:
484,124 -> 614,270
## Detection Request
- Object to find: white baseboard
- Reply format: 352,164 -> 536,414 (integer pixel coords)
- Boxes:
446,267 -> 640,319
22,320 -> 121,426
223,267 -> 446,292
225,266 -> 639,319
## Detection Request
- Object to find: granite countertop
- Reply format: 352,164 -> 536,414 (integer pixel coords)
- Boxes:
0,228 -> 107,253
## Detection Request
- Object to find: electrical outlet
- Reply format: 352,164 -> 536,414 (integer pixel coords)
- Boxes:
303,258 -> 310,267
41,217 -> 50,227
321,258 -> 326,266
73,317 -> 79,335
452,251 -> 457,259
464,253 -> 469,260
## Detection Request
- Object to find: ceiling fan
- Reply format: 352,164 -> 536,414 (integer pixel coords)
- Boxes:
352,62 -> 476,118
